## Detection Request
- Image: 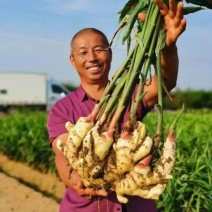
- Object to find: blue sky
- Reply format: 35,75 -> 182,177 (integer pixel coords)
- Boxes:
0,0 -> 211,90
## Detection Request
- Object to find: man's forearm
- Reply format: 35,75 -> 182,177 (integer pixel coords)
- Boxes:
160,44 -> 179,91
52,134 -> 73,187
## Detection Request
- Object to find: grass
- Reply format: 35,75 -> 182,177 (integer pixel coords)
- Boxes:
0,109 -> 211,211
143,109 -> 212,211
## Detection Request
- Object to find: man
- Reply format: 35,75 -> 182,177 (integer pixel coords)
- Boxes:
47,0 -> 186,211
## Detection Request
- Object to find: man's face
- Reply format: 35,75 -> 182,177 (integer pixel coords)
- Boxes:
70,31 -> 112,85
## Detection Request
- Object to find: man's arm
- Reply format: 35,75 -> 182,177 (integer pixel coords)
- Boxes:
144,44 -> 179,108
52,133 -> 72,187
161,44 -> 179,90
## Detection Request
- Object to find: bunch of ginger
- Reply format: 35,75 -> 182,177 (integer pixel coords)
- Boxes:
57,101 -> 182,203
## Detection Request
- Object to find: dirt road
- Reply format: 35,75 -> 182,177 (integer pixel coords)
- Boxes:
0,153 -> 66,212
0,172 -> 60,212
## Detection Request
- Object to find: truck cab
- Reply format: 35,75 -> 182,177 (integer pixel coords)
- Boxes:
47,80 -> 70,111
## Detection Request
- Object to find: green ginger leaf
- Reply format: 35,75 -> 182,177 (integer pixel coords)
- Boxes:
185,0 -> 212,9
183,6 -> 205,15
118,0 -> 139,23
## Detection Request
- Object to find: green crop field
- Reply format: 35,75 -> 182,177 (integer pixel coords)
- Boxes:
143,109 -> 212,212
0,109 -> 211,211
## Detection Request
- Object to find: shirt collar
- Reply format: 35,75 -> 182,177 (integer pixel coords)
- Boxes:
77,85 -> 99,103
75,86 -> 87,102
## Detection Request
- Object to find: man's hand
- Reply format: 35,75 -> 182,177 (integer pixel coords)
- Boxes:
138,0 -> 186,46
155,0 -> 186,46
69,170 -> 108,200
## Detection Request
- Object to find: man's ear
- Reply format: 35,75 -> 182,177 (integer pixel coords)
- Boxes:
70,55 -> 76,68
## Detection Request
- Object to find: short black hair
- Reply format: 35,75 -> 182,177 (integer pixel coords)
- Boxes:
70,28 -> 110,54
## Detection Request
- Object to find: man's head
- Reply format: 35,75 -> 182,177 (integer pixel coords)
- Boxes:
70,28 -> 110,55
70,28 -> 112,85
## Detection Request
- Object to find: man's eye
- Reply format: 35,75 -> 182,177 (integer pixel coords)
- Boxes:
95,49 -> 105,53
79,51 -> 87,56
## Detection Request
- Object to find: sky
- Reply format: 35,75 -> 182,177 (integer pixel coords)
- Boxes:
0,0 -> 211,90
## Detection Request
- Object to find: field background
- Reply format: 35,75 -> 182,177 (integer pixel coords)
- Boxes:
0,108 -> 211,212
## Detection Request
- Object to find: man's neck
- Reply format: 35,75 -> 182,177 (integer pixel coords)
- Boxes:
81,81 -> 108,101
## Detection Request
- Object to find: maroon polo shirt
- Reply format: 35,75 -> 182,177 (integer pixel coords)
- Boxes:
47,86 -> 157,212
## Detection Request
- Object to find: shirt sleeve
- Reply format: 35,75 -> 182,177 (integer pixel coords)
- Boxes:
47,103 -> 69,144
133,84 -> 152,120
137,97 -> 152,120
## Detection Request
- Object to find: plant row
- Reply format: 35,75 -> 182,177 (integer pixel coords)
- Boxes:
0,110 -> 211,211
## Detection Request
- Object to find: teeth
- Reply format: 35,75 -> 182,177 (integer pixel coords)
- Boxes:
87,66 -> 100,71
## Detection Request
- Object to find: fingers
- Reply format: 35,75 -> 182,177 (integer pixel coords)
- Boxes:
154,0 -> 168,17
65,121 -> 73,132
176,1 -> 183,19
137,13 -> 146,22
169,0 -> 177,19
73,180 -> 108,199
173,2 -> 186,37
81,188 -> 108,200
154,0 -> 186,46
92,189 -> 108,197
175,18 -> 187,38
180,18 -> 186,32
154,0 -> 181,18
172,3 -> 185,34
138,0 -> 182,22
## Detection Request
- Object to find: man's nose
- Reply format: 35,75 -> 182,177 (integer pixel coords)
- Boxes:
87,50 -> 97,61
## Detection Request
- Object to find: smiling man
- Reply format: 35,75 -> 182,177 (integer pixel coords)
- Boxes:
47,0 -> 186,211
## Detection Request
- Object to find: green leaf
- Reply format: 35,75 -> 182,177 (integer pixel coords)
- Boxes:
118,0 -> 139,23
156,29 -> 166,53
183,6 -> 205,14
185,0 -> 212,9
122,0 -> 150,43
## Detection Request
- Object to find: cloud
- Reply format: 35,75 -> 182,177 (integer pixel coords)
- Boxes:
41,0 -> 121,18
43,0 -> 99,14
0,30 -> 75,82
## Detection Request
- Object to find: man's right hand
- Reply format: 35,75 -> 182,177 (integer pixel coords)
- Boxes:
69,170 -> 108,200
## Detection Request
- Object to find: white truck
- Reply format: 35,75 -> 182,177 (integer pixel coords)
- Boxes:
0,72 -> 70,113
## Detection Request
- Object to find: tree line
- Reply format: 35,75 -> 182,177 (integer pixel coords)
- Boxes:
63,84 -> 212,110
164,90 -> 212,110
